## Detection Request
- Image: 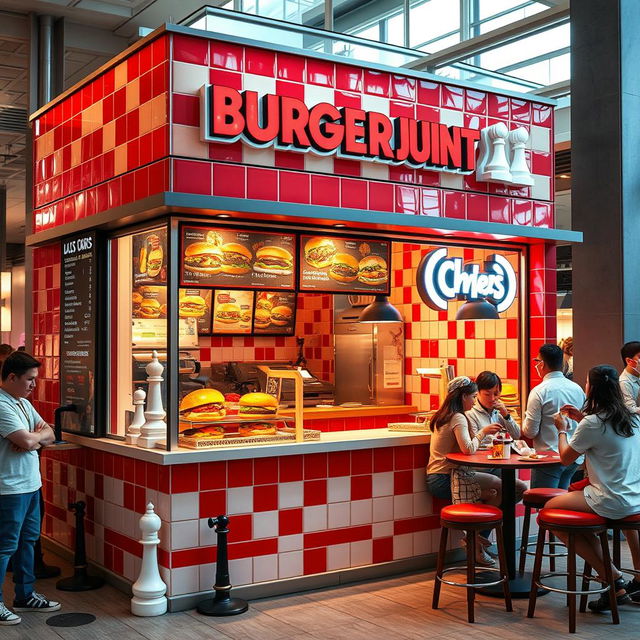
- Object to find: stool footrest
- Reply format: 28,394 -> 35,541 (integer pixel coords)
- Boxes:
536,572 -> 611,596
437,565 -> 506,589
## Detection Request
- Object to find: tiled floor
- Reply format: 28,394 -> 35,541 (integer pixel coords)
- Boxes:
2,546 -> 640,639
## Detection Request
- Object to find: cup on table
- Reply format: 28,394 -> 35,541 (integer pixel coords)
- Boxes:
491,433 -> 512,459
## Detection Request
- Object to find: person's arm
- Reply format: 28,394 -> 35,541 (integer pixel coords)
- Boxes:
620,378 -> 640,414
453,414 -> 501,454
5,428 -> 48,451
554,413 -> 582,465
494,399 -> 521,439
522,388 -> 542,439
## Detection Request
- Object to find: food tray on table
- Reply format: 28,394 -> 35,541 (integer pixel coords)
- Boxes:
178,415 -> 321,448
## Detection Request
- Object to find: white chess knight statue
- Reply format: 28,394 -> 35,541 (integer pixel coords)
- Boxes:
131,503 -> 167,616
137,351 -> 167,449
126,388 -> 146,445
476,123 -> 534,186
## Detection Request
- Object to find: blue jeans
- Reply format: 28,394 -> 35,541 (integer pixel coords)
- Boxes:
0,490 -> 40,602
426,473 -> 452,501
530,462 -> 579,490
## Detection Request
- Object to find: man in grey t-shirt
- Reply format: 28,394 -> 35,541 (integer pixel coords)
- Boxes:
0,353 -> 60,626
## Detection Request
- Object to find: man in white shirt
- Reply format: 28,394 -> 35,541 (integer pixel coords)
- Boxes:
0,353 -> 61,626
522,344 -> 586,489
619,341 -> 640,414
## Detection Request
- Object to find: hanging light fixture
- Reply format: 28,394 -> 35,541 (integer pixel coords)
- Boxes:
455,298 -> 499,320
359,295 -> 403,323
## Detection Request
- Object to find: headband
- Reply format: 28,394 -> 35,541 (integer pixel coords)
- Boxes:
448,376 -> 472,393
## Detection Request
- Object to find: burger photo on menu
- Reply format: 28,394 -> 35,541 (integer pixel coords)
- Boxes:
138,298 -> 162,319
146,242 -> 164,278
270,305 -> 293,326
221,243 -> 253,275
179,388 -> 227,422
183,242 -> 223,275
254,308 -> 272,329
253,246 -> 294,275
179,295 -> 208,318
328,253 -> 359,283
304,237 -> 337,268
256,296 -> 273,312
215,302 -> 241,324
238,392 -> 278,418
358,255 -> 388,285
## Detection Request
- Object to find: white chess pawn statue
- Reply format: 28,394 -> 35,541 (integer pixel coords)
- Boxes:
131,503 -> 167,616
476,122 -> 512,183
137,350 -> 166,449
126,388 -> 146,445
508,127 -> 535,186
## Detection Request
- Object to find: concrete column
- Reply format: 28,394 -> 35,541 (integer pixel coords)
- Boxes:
571,0 -> 640,382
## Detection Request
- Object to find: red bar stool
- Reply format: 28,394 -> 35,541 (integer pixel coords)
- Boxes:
527,508 -> 619,633
519,488 -> 567,574
577,513 -> 640,611
432,504 -> 512,623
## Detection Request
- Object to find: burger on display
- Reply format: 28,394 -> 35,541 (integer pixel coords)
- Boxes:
270,305 -> 293,326
179,295 -> 208,318
304,237 -> 337,268
216,302 -> 242,324
221,243 -> 253,275
254,246 -> 294,275
358,255 -> 388,285
238,422 -> 277,437
328,253 -> 359,283
238,392 -> 278,418
179,388 -> 226,422
139,298 -> 161,319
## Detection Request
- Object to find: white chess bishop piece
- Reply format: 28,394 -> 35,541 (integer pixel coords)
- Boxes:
126,388 -> 146,445
508,127 -> 535,186
476,122 -> 512,183
137,350 -> 167,449
131,503 -> 167,616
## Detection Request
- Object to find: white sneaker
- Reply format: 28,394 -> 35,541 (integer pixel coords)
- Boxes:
13,591 -> 61,612
0,602 -> 21,625
475,547 -> 496,567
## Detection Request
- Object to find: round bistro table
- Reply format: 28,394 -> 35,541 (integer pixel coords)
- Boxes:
446,450 -> 561,598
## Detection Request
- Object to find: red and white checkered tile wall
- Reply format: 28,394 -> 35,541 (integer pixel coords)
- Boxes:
31,31 -> 554,234
31,245 -> 61,423
31,35 -> 170,233
391,243 -> 521,410
42,442 -> 460,597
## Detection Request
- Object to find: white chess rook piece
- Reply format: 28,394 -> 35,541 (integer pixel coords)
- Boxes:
131,503 -> 167,616
508,127 -> 534,186
476,122 -> 512,183
126,388 -> 146,445
137,350 -> 166,449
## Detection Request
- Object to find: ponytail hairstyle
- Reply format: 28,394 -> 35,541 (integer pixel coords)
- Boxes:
430,376 -> 478,432
583,365 -> 636,437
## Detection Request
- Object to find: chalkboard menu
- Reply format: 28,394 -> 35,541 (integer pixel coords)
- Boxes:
60,232 -> 97,435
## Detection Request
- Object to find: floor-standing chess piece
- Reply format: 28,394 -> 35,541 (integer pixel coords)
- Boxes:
131,503 -> 167,616
126,388 -> 146,445
137,351 -> 166,449
197,516 -> 248,616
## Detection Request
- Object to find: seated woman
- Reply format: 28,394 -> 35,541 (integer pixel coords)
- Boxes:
426,376 -> 503,566
466,370 -> 527,501
545,364 -> 640,612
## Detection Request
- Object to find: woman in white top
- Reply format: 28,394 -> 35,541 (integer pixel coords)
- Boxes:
546,364 -> 640,612
426,376 -> 502,566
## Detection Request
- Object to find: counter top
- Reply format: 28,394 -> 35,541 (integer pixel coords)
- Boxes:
279,404 -> 418,420
63,428 -> 430,465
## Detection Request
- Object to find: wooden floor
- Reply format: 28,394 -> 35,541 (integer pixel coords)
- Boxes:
3,546 -> 640,639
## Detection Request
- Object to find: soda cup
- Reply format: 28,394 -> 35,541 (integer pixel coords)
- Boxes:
492,433 -> 512,459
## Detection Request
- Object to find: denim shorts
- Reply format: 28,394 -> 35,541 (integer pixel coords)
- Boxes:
426,473 -> 452,501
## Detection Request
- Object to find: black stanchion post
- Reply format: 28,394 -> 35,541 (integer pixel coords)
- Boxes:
197,515 -> 248,616
56,501 -> 105,591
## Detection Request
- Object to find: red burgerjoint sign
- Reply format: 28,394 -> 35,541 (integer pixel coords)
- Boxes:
200,85 -> 481,173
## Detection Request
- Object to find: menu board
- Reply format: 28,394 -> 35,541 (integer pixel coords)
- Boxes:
181,225 -> 296,289
60,232 -> 97,435
212,289 -> 255,334
132,285 -> 167,319
133,228 -> 167,285
299,235 -> 390,294
254,291 -> 297,335
179,288 -> 213,334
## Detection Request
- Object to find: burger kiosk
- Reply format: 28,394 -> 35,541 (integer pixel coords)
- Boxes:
28,16 -> 579,609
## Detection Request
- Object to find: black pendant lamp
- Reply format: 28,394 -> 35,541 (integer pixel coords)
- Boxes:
455,298 -> 499,320
359,295 -> 403,323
